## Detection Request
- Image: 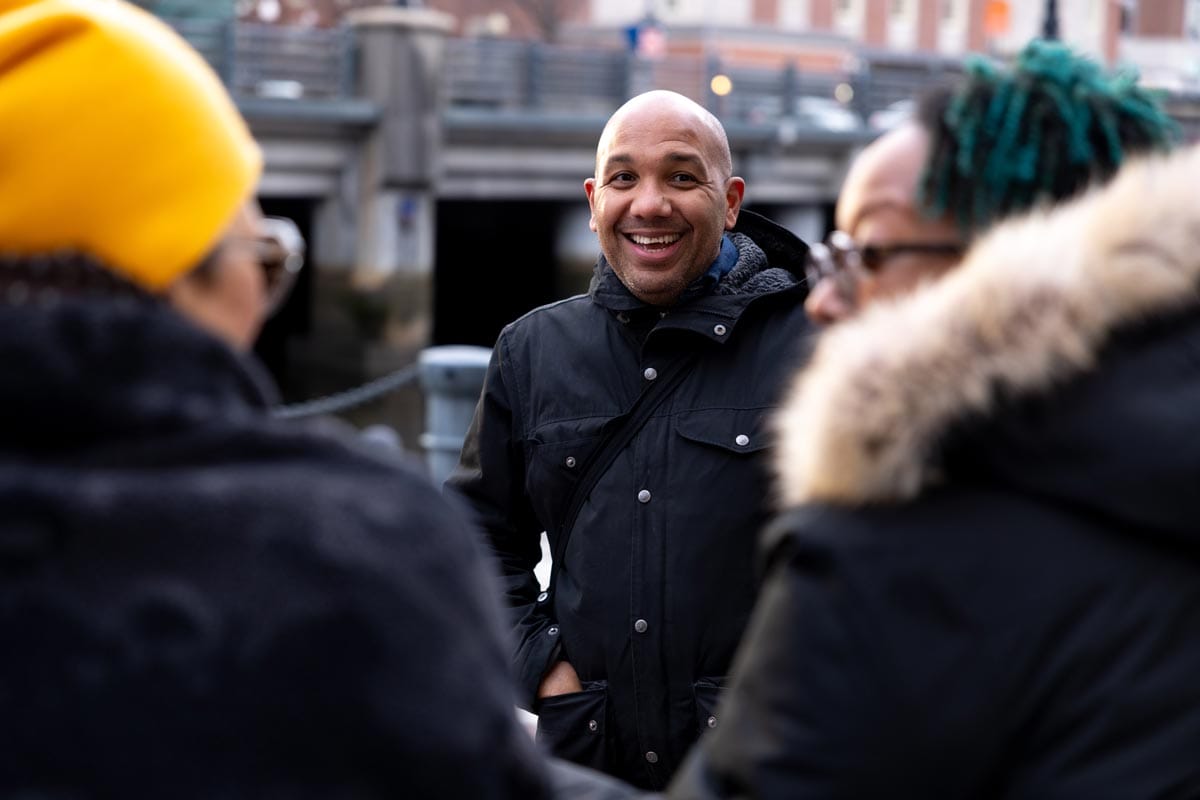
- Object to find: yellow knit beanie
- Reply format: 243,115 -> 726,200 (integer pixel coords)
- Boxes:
0,0 -> 262,291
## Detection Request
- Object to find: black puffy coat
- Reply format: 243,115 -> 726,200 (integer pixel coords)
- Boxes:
0,294 -> 629,799
448,212 -> 812,789
670,149 -> 1200,799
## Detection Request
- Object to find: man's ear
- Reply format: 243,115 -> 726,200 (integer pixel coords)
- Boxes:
584,178 -> 598,232
724,176 -> 746,230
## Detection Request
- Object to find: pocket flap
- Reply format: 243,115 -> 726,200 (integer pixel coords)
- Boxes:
675,408 -> 771,454
694,676 -> 728,734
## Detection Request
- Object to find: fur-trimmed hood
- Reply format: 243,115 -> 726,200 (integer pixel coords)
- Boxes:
775,143 -> 1200,511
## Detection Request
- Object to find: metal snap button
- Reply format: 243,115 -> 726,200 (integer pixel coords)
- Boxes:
643,367 -> 658,381
565,456 -> 577,468
735,434 -> 749,447
713,324 -> 727,336
645,751 -> 659,764
547,626 -> 559,636
707,715 -> 717,728
634,618 -> 648,633
537,591 -> 549,603
588,719 -> 599,732
637,489 -> 651,503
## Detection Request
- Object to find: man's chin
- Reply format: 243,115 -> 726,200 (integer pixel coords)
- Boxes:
627,279 -> 684,306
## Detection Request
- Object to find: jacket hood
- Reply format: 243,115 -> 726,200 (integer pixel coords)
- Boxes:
0,296 -> 276,451
774,143 -> 1200,542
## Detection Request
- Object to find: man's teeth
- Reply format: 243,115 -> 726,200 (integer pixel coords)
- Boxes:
630,234 -> 681,245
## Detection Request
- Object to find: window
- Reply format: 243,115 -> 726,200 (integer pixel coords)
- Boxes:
834,0 -> 863,36
891,0 -> 906,17
779,0 -> 810,30
1119,0 -> 1137,34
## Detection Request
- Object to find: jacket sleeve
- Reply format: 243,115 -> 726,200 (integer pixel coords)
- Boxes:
445,333 -> 560,708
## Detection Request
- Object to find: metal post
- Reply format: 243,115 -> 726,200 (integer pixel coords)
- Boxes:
782,62 -> 797,119
1042,0 -> 1060,40
527,41 -> 545,109
705,53 -> 721,113
417,346 -> 492,486
221,17 -> 236,89
338,25 -> 357,99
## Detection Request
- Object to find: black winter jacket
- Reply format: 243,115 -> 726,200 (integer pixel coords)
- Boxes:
0,294 -> 630,799
670,149 -> 1200,799
448,212 -> 811,789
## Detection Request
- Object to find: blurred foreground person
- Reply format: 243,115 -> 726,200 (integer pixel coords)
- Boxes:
805,40 -> 1177,325
670,144 -> 1200,797
0,2 -> 629,797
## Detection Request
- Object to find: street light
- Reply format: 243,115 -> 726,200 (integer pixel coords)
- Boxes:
1042,0 -> 1060,40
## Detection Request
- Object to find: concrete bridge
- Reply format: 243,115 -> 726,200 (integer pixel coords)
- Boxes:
163,7 -> 1200,441
161,7 -> 885,440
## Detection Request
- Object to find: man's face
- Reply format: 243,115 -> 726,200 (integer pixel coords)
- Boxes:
805,123 -> 964,326
585,101 -> 744,306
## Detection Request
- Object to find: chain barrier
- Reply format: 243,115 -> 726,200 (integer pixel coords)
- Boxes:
272,363 -> 420,420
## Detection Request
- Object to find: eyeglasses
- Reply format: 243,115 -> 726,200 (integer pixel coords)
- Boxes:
805,229 -> 964,307
256,216 -> 305,315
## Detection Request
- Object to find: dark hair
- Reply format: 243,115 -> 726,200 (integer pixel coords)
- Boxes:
916,39 -> 1178,237
0,251 -> 157,306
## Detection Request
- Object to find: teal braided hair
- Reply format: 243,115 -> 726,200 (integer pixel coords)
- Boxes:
917,39 -> 1178,236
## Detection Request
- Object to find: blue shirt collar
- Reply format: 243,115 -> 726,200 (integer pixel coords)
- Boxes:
705,234 -> 739,285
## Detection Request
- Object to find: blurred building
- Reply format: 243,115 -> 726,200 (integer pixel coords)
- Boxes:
236,0 -> 427,26
232,1 -> 1200,89
133,0 -> 237,17
143,0 -> 1200,446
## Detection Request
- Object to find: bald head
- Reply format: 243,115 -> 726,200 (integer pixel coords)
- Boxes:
584,89 -> 745,305
596,90 -> 733,180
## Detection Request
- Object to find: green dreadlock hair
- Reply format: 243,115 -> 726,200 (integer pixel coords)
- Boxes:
917,39 -> 1178,236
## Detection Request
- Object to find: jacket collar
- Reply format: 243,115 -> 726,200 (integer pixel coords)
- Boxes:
774,144 -> 1200,507
0,296 -> 276,451
589,210 -> 809,314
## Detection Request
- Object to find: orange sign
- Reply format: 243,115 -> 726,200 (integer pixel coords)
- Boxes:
984,0 -> 1011,36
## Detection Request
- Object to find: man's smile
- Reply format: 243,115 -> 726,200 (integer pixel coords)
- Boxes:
623,231 -> 684,260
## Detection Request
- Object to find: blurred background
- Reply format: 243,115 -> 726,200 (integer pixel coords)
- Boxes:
132,0 -> 1200,470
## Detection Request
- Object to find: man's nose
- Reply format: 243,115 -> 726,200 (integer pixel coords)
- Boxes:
629,181 -> 671,217
804,276 -> 855,327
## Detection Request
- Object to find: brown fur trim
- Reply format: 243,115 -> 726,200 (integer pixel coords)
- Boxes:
775,144 -> 1200,506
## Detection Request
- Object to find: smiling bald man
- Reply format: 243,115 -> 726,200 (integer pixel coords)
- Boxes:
448,90 -> 814,789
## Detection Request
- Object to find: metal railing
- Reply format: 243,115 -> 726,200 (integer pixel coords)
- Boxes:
160,16 -> 1200,139
164,18 -> 357,100
442,38 -> 865,125
443,38 -> 631,114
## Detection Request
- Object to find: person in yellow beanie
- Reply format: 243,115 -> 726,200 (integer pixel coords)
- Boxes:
0,3 -> 634,797
0,0 -> 267,345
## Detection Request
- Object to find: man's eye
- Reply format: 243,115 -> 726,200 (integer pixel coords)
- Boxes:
607,172 -> 636,185
670,173 -> 698,184
859,247 -> 885,272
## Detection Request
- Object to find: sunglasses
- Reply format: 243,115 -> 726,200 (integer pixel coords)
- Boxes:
255,216 -> 305,315
805,229 -> 963,306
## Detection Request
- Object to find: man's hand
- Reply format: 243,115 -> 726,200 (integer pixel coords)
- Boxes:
537,659 -> 582,699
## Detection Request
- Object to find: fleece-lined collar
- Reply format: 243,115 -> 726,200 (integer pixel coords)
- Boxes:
589,210 -> 807,312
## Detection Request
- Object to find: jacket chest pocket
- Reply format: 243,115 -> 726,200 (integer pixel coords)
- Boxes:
672,408 -> 771,476
526,422 -> 606,528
